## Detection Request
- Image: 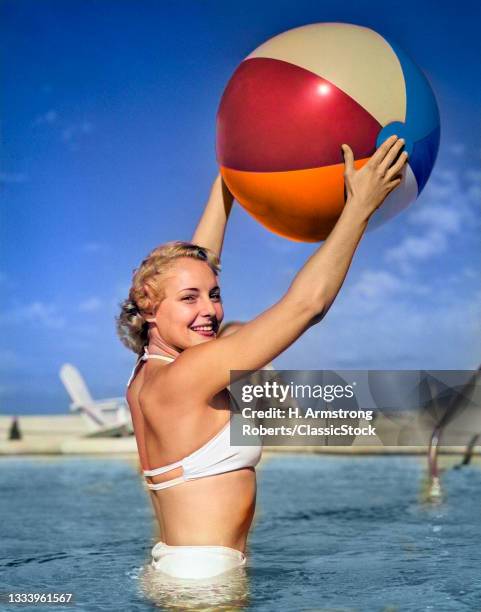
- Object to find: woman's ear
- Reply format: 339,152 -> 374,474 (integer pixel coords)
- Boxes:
142,283 -> 158,322
144,282 -> 158,304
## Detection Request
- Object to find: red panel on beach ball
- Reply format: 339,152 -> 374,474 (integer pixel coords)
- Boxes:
217,58 -> 380,173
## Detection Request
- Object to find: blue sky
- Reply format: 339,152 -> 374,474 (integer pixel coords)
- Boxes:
1,0 -> 480,414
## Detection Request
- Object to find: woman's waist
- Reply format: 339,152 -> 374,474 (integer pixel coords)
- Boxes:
153,469 -> 257,550
154,527 -> 251,553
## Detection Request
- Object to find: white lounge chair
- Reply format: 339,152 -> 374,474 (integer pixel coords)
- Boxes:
59,363 -> 133,437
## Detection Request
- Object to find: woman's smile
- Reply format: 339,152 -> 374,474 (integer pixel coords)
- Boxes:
190,323 -> 217,337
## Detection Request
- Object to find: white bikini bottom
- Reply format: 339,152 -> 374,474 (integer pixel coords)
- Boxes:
151,541 -> 246,579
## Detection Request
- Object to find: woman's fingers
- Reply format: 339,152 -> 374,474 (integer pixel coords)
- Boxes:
340,136 -> 406,216
341,144 -> 354,174
386,177 -> 402,192
368,134 -> 399,167
379,138 -> 405,174
386,150 -> 409,180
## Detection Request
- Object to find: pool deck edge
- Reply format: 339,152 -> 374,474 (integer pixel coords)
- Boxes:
1,439 -> 481,458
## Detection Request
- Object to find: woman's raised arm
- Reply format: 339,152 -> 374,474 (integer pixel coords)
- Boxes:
169,136 -> 408,400
191,174 -> 234,259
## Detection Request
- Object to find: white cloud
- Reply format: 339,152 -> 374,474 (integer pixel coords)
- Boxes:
21,302 -> 66,329
408,204 -> 463,234
349,270 -> 404,301
384,163 -> 479,273
386,230 -> 448,267
81,241 -> 109,254
0,302 -> 66,330
279,287 -> 481,371
78,297 -> 103,313
346,269 -> 429,313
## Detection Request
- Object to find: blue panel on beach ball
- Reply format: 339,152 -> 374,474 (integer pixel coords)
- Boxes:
386,38 -> 440,141
409,126 -> 441,194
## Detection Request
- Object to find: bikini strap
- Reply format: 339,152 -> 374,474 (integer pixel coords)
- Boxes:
145,475 -> 186,491
144,347 -> 176,362
143,459 -> 183,476
126,348 -> 175,387
126,355 -> 143,388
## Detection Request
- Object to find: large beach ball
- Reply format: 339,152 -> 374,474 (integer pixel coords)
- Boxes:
216,23 -> 440,242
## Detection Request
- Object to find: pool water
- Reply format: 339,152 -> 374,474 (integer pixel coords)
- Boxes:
1,454 -> 481,611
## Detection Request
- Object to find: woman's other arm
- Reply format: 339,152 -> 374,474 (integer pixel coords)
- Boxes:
191,174 -> 234,258
168,137 -> 408,398
287,138 -> 407,322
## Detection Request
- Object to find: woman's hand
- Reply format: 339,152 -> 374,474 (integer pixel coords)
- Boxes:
342,135 -> 408,219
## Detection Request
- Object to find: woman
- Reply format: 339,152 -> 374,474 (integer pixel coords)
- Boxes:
117,136 -> 407,580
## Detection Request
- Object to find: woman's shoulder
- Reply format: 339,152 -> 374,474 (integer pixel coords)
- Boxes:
139,360 -> 202,415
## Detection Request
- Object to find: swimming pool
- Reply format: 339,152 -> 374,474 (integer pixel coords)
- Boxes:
1,454 -> 480,611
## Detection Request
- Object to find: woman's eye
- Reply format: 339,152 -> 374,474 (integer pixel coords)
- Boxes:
182,295 -> 196,302
211,293 -> 221,301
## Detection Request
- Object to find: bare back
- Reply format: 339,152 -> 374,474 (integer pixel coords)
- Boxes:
127,358 -> 257,553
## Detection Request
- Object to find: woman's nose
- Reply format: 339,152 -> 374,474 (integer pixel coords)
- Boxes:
200,297 -> 217,317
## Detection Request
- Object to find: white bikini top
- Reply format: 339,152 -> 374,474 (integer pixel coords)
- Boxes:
127,349 -> 262,491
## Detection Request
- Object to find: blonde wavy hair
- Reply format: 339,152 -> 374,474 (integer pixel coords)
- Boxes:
116,241 -> 221,355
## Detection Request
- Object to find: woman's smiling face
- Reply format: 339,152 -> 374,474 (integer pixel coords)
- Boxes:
152,257 -> 223,351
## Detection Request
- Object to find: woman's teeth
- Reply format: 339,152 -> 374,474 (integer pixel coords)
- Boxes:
191,325 -> 215,335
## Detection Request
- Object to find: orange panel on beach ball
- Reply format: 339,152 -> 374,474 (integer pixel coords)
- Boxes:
221,160 -> 368,242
